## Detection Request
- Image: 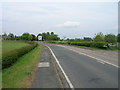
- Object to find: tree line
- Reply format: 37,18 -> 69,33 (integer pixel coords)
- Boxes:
1,32 -> 120,44
1,32 -> 60,41
66,32 -> 120,44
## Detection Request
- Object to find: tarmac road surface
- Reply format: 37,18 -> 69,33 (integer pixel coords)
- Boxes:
48,44 -> 118,88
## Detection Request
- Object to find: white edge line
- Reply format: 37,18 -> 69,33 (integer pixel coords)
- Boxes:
67,48 -> 119,68
46,45 -> 74,89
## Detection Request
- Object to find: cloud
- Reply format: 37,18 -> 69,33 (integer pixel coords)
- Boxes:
57,21 -> 80,27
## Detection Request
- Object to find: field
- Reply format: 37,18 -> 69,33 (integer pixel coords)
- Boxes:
2,45 -> 42,88
2,41 -> 29,53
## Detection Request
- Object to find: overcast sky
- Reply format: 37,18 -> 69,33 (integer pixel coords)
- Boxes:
1,1 -> 118,39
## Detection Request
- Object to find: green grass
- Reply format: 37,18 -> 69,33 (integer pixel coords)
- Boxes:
2,41 -> 29,53
2,45 -> 42,88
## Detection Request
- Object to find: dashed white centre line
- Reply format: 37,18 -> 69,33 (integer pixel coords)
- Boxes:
55,45 -> 118,68
65,48 -> 119,68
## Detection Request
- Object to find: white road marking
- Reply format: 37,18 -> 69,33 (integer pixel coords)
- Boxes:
46,46 -> 74,90
67,48 -> 119,68
38,62 -> 50,67
58,45 -> 118,67
97,60 -> 105,64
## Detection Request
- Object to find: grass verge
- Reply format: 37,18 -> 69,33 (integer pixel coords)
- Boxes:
2,45 -> 42,88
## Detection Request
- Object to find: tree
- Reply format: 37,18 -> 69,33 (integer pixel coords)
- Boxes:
93,32 -> 105,42
15,36 -> 21,40
31,34 -> 36,41
66,38 -> 70,41
47,32 -> 50,36
2,33 -> 7,37
21,33 -> 32,41
42,32 -> 47,40
49,34 -> 60,40
38,32 -> 60,41
8,33 -> 14,40
75,38 -> 81,41
117,34 -> 120,42
105,34 -> 116,44
84,37 -> 92,41
51,32 -> 54,35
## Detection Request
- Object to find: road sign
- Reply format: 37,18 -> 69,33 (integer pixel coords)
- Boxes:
38,36 -> 42,41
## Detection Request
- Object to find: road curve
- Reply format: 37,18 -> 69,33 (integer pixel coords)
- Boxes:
48,45 -> 118,88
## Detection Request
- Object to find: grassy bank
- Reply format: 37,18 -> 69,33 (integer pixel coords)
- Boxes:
2,41 -> 29,53
2,45 -> 42,88
2,41 -> 38,69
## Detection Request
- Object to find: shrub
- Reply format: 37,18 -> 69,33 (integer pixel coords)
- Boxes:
91,42 -> 107,48
45,41 -> 56,44
70,42 -> 92,47
68,41 -> 71,45
2,42 -> 38,69
57,41 -> 68,44
46,41 -> 68,44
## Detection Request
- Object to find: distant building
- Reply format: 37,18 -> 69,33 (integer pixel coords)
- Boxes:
0,35 -> 10,40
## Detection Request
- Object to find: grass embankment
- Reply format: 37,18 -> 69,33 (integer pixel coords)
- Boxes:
2,41 -> 29,53
2,41 -> 38,69
2,45 -> 42,88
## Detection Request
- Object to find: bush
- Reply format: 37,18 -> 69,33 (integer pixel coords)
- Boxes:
46,41 -> 68,44
57,41 -> 68,44
45,41 -> 56,44
91,42 -> 107,48
2,42 -> 38,69
70,41 -> 92,47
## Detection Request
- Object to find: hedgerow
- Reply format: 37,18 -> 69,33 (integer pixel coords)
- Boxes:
46,41 -> 68,44
2,42 -> 38,69
70,42 -> 92,47
69,41 -> 107,48
46,41 -> 108,49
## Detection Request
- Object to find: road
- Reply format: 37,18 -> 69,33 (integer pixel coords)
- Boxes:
47,44 -> 118,88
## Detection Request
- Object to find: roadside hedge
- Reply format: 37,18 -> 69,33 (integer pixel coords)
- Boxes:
2,42 -> 38,69
70,41 -> 107,48
46,41 -> 108,49
70,42 -> 92,47
46,41 -> 68,44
